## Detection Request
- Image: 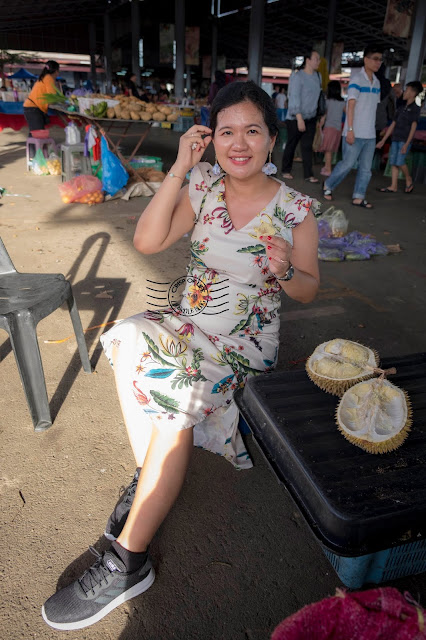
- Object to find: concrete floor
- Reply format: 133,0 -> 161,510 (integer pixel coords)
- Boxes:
0,125 -> 425,639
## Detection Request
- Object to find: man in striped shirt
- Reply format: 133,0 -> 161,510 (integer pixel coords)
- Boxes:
323,45 -> 383,209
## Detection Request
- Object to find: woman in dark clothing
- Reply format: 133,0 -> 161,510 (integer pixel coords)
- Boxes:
126,73 -> 140,99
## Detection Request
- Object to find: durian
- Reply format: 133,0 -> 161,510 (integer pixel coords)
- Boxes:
336,377 -> 412,453
306,339 -> 380,396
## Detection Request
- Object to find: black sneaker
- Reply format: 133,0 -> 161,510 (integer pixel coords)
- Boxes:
104,467 -> 141,541
42,546 -> 155,630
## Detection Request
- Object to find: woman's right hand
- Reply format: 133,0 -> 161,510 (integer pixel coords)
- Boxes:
173,125 -> 212,176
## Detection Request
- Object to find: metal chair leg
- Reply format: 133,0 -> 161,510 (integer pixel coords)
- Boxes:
66,291 -> 92,373
8,311 -> 52,431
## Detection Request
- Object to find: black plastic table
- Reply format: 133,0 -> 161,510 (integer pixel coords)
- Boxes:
235,353 -> 426,557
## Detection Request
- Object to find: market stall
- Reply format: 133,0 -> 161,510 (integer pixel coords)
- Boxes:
0,101 -> 69,132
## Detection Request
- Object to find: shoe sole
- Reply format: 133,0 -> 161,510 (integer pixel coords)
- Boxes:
104,530 -> 117,541
41,567 -> 155,631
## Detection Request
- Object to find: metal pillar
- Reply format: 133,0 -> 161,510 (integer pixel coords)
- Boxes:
174,0 -> 185,100
103,12 -> 113,94
186,65 -> 191,93
247,0 -> 264,86
324,0 -> 337,72
89,22 -> 97,91
211,0 -> 218,83
404,0 -> 426,83
131,0 -> 141,80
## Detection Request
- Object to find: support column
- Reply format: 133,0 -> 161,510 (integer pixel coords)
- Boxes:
89,21 -> 97,91
403,0 -> 426,83
324,0 -> 337,72
186,65 -> 191,94
174,0 -> 185,100
131,0 -> 141,80
248,0 -> 264,85
104,12 -> 113,94
211,1 -> 218,83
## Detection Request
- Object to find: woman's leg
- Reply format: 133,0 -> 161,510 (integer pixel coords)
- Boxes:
117,425 -> 194,552
324,151 -> 333,174
281,120 -> 302,175
300,118 -> 316,179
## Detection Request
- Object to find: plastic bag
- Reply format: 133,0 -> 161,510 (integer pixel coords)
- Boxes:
46,152 -> 61,176
65,122 -> 81,144
317,206 -> 349,238
58,174 -> 103,205
101,136 -> 128,196
31,148 -> 50,175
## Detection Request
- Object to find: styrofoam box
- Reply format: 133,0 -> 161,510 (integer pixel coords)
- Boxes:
77,97 -> 119,113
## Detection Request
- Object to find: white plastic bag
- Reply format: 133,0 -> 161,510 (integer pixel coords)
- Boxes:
318,206 -> 349,238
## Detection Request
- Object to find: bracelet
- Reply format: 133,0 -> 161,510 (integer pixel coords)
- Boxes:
168,172 -> 184,181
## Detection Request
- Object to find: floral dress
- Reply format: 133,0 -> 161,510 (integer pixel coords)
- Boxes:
101,163 -> 318,469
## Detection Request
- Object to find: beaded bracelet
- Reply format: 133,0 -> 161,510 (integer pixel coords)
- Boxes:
168,172 -> 184,181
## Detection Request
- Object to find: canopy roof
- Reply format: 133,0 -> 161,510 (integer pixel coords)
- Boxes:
0,0 -> 418,70
8,67 -> 38,79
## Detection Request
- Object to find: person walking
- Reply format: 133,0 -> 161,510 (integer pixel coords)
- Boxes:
275,86 -> 287,122
281,49 -> 322,183
41,81 -> 319,631
377,80 -> 423,194
319,80 -> 346,177
322,45 -> 383,209
23,60 -> 60,132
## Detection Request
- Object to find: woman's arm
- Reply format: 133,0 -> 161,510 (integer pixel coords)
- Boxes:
133,125 -> 212,254
264,210 -> 319,303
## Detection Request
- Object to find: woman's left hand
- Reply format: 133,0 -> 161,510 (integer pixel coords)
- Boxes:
260,235 -> 292,278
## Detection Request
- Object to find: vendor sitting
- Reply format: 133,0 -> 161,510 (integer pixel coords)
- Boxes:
23,60 -> 60,132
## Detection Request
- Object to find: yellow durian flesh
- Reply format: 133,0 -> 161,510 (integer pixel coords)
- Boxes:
253,221 -> 276,239
336,378 -> 412,453
306,339 -> 379,396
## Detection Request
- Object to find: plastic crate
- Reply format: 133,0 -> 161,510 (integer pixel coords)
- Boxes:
129,155 -> 163,171
322,539 -> 426,589
173,116 -> 194,132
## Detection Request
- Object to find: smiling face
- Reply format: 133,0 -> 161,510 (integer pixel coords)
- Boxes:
213,100 -> 275,179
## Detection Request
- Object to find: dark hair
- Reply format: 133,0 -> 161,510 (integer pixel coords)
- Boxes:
405,81 -> 423,97
209,80 -> 279,137
301,49 -> 319,69
363,45 -> 383,58
327,80 -> 343,101
39,60 -> 59,81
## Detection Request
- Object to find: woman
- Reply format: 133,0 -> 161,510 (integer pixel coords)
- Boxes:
42,81 -> 320,631
125,73 -> 140,99
275,86 -> 288,122
281,49 -> 322,183
23,60 -> 60,132
319,80 -> 345,176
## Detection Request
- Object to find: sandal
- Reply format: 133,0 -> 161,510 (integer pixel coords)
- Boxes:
322,183 -> 333,201
305,176 -> 319,183
352,199 -> 374,209
282,173 -> 294,180
404,183 -> 414,193
377,187 -> 397,193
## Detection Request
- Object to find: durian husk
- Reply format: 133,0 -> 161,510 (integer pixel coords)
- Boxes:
306,339 -> 380,396
336,378 -> 412,453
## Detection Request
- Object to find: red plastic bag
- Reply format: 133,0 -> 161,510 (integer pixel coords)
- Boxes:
58,175 -> 103,205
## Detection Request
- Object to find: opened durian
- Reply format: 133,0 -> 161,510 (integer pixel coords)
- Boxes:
306,339 -> 380,396
336,377 -> 412,453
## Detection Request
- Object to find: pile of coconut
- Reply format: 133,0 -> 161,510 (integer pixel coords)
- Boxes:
104,96 -> 179,122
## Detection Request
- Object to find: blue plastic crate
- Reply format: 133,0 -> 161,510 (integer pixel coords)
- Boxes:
322,539 -> 426,589
173,116 -> 194,132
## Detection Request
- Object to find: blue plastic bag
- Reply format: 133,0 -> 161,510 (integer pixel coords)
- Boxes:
101,136 -> 128,196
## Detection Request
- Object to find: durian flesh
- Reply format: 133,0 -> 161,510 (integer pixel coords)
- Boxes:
306,339 -> 379,396
336,378 -> 412,453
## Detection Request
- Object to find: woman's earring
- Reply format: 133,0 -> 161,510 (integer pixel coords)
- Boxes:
212,156 -> 222,176
262,150 -> 277,175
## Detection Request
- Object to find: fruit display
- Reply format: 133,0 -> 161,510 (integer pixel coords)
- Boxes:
85,101 -> 108,118
61,189 -> 104,206
306,338 -> 380,396
336,377 -> 412,453
99,95 -> 180,123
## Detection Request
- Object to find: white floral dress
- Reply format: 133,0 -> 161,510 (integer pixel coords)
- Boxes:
101,162 -> 318,469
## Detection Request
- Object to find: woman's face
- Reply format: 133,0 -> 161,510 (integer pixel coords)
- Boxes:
213,100 -> 275,179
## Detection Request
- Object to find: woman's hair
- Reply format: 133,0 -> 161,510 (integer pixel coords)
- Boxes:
327,80 -> 343,101
39,60 -> 59,81
209,80 -> 279,137
301,49 -> 319,69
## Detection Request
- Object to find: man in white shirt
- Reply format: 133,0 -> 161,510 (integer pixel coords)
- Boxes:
323,45 -> 382,208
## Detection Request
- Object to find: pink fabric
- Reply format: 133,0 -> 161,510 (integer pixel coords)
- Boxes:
319,126 -> 342,153
271,588 -> 425,640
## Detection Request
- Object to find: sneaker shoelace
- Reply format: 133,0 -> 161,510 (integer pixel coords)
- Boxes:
78,547 -> 118,595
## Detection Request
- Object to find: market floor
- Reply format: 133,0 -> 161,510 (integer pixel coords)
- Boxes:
0,126 -> 425,640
